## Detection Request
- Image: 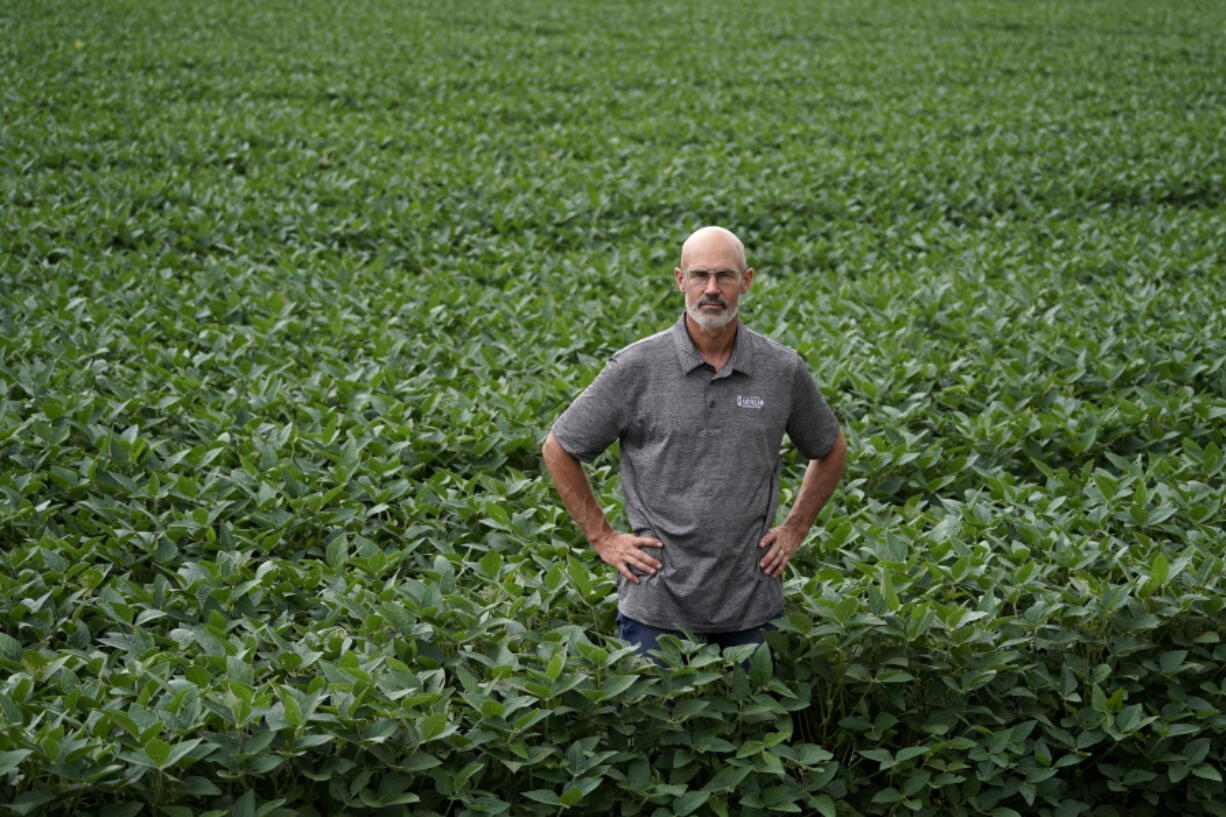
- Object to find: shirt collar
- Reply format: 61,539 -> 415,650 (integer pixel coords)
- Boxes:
670,313 -> 755,378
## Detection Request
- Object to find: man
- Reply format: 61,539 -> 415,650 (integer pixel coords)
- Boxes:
542,226 -> 846,657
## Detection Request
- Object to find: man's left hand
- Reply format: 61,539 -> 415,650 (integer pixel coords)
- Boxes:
758,525 -> 805,578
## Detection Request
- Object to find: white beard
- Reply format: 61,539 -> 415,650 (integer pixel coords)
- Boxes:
687,299 -> 737,329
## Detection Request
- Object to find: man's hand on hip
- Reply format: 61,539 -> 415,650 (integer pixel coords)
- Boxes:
758,525 -> 805,578
592,532 -> 663,584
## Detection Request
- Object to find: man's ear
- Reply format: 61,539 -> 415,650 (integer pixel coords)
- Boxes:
674,267 -> 686,291
741,267 -> 755,292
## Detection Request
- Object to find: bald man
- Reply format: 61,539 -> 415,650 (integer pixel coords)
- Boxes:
543,227 -> 846,658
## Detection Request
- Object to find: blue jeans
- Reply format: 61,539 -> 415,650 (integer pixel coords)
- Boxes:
617,612 -> 772,660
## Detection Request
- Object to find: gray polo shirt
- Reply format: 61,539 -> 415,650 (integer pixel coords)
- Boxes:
551,314 -> 839,633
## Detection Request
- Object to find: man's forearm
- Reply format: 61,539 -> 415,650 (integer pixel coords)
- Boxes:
542,433 -> 663,583
542,432 -> 614,545
781,430 -> 847,536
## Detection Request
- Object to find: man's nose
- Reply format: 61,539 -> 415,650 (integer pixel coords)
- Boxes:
703,275 -> 721,296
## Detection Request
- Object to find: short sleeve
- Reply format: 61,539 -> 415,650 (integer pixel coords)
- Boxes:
786,354 -> 839,460
550,355 -> 632,462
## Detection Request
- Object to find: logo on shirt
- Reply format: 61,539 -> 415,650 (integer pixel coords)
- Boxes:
736,395 -> 765,409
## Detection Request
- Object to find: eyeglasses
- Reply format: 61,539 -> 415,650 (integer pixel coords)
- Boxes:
682,269 -> 741,287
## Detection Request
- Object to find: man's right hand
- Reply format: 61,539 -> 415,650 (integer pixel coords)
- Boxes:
592,532 -> 663,584
542,434 -> 664,585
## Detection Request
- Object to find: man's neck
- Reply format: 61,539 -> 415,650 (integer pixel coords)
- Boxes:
684,313 -> 738,369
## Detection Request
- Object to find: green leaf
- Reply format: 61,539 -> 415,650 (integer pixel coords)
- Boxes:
1159,650 -> 1188,674
231,790 -> 256,817
0,750 -> 31,774
749,643 -> 773,687
811,794 -> 836,817
895,745 -> 930,763
693,734 -> 736,753
545,651 -> 565,681
0,634 -> 22,662
479,551 -> 503,577
1185,738 -> 1212,766
523,790 -> 561,807
282,695 -> 305,729
419,712 -> 454,742
599,675 -> 638,700
143,737 -> 172,768
1114,704 -> 1145,733
1149,552 -> 1170,586
326,535 -> 349,569
2,792 -> 59,816
736,740 -> 765,759
1192,764 -> 1222,782
675,790 -> 710,816
880,569 -> 900,612
672,699 -> 708,721
860,748 -> 893,768
182,777 -> 223,796
877,669 -> 916,683
797,744 -> 834,765
566,556 -> 593,596
400,752 -> 443,772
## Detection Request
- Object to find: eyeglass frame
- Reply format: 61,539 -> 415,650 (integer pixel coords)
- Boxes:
679,268 -> 745,287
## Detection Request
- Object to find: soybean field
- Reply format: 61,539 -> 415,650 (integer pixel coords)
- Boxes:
2,0 -> 1225,815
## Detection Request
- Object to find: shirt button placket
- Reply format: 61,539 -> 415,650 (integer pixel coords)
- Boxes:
709,366 -> 727,417
706,374 -> 715,421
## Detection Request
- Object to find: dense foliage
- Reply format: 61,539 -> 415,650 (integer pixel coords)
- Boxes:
2,0 -> 1225,814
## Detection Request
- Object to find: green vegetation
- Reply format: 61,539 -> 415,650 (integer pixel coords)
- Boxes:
2,0 -> 1225,814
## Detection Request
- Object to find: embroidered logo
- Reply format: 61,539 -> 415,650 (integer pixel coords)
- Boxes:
736,395 -> 765,409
